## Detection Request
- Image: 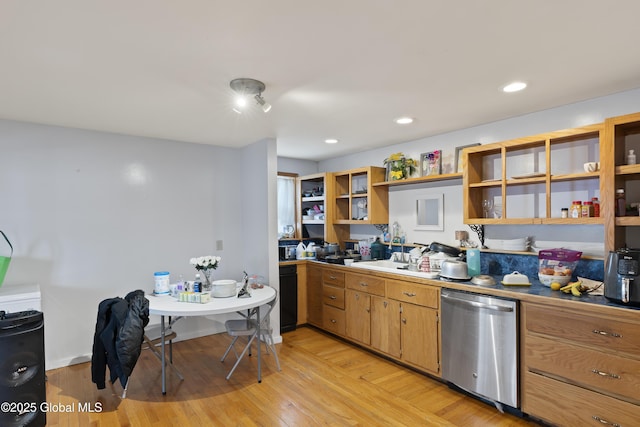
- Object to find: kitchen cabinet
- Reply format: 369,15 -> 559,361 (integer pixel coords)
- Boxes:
602,111 -> 640,254
320,268 -> 346,336
386,279 -> 440,375
345,289 -> 370,345
306,264 -> 323,327
332,166 -> 388,224
296,172 -> 337,242
306,266 -> 440,376
344,272 -> 385,345
462,124 -> 603,224
521,302 -> 640,426
370,296 -> 401,358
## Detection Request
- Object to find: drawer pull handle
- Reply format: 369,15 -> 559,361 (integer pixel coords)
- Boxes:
402,291 -> 417,297
592,329 -> 622,338
591,369 -> 621,379
331,319 -> 337,323
359,282 -> 368,287
592,416 -> 621,426
330,295 -> 337,300
329,275 -> 337,280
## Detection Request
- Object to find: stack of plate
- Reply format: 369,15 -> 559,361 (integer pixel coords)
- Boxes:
484,237 -> 529,252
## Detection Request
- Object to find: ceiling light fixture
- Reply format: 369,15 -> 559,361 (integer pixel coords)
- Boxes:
395,117 -> 414,125
325,138 -> 338,144
502,81 -> 527,93
230,78 -> 272,113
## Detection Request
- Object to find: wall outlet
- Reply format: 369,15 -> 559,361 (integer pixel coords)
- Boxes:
216,240 -> 223,250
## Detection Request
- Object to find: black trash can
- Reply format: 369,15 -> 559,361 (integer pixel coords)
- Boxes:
0,310 -> 46,427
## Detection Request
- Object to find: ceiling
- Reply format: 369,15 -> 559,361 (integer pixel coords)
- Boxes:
2,1 -> 640,162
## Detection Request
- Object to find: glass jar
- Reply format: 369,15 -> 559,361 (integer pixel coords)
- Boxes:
570,201 -> 582,219
581,201 -> 593,217
561,208 -> 568,218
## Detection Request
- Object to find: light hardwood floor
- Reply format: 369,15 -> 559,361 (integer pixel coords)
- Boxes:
45,327 -> 542,426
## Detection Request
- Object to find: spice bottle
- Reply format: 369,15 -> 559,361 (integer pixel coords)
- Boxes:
616,189 -> 626,217
570,201 -> 582,219
627,149 -> 636,165
591,197 -> 600,217
561,208 -> 568,218
581,201 -> 593,217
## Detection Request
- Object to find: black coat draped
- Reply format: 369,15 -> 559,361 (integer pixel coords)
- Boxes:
91,290 -> 149,389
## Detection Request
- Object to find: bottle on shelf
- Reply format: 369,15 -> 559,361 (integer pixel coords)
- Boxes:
591,197 -> 600,217
616,189 -> 626,217
570,201 -> 582,219
627,149 -> 636,165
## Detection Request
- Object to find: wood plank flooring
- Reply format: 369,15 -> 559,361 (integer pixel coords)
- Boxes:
45,327 -> 542,426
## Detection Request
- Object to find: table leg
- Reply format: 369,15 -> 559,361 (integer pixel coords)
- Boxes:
161,315 -> 166,395
256,305 -> 262,383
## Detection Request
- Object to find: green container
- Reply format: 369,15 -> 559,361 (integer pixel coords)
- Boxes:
0,231 -> 13,287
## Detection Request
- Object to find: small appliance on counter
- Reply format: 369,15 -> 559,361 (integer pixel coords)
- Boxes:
604,248 -> 640,306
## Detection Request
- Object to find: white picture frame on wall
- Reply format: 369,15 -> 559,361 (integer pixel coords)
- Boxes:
415,193 -> 444,231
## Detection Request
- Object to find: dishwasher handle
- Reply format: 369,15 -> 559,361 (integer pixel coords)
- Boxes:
441,293 -> 514,312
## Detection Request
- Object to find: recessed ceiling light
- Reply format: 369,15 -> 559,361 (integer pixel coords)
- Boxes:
325,138 -> 338,144
395,117 -> 414,125
502,82 -> 527,93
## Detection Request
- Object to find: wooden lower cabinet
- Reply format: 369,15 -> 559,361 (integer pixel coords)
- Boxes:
323,304 -> 345,335
306,265 -> 323,327
345,289 -> 371,345
521,302 -> 640,425
306,265 -> 441,377
400,302 -> 439,374
370,296 -> 401,358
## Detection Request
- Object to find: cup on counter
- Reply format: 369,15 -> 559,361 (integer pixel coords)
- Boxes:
584,162 -> 598,172
344,259 -> 354,266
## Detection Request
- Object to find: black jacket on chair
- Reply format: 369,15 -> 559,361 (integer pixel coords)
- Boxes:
91,290 -> 149,389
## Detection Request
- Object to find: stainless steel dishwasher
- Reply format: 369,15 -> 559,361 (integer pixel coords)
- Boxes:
440,289 -> 518,410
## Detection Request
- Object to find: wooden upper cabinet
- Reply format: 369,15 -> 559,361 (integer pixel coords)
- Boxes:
331,166 -> 388,225
462,124 -> 604,225
603,111 -> 640,254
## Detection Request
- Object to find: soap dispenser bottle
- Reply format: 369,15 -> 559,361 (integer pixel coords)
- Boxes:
627,149 -> 636,165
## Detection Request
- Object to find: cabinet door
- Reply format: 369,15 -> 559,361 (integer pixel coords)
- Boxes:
401,303 -> 439,374
371,296 -> 401,358
306,265 -> 323,327
345,289 -> 371,345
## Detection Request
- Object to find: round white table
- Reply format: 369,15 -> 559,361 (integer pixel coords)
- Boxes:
147,286 -> 276,394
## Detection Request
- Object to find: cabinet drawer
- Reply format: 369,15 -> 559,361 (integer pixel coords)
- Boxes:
523,371 -> 640,427
525,335 -> 640,404
386,280 -> 439,308
525,304 -> 640,356
322,269 -> 345,288
323,305 -> 345,336
322,284 -> 345,309
345,273 -> 385,296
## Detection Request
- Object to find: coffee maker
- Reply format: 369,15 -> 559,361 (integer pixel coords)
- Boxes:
604,248 -> 640,306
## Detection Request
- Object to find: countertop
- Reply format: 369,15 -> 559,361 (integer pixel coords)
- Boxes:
285,259 -> 640,318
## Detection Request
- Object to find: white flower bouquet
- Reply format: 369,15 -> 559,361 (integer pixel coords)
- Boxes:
189,255 -> 221,271
189,255 -> 221,291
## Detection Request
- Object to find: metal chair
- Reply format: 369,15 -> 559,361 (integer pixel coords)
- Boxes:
220,291 -> 281,381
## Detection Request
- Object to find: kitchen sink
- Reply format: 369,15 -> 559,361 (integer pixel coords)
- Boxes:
351,259 -> 435,279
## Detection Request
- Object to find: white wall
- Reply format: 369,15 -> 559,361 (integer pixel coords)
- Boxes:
0,119 -> 275,369
241,138 -> 281,340
277,157 -> 318,176
319,88 -> 640,247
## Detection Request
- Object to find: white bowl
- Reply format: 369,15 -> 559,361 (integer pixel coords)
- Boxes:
211,280 -> 237,298
538,273 -> 571,287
